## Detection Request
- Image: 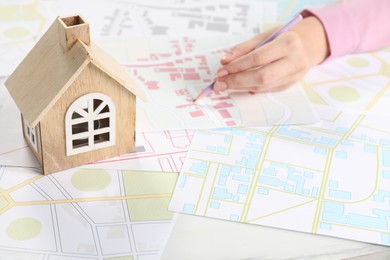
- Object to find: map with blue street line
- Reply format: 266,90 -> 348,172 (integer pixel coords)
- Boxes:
169,105 -> 390,246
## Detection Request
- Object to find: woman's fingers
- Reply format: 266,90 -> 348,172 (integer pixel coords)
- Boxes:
220,28 -> 278,65
217,37 -> 289,77
218,31 -> 304,75
216,73 -> 301,93
214,31 -> 310,93
214,53 -> 309,92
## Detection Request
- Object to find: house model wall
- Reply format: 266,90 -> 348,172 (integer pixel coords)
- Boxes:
5,15 -> 147,175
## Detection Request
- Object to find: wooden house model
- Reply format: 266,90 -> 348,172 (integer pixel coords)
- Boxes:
5,15 -> 147,175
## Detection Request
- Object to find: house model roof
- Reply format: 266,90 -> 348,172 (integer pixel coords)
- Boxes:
5,15 -> 147,128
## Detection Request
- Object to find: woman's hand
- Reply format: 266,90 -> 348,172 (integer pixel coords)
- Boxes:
213,16 -> 329,93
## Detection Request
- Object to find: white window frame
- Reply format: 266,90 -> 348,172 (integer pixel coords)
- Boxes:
65,93 -> 116,156
24,120 -> 38,152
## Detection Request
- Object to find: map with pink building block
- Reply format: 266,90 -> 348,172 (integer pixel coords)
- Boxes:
97,36 -> 319,131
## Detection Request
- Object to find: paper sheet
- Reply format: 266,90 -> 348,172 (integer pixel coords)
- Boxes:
161,214 -> 388,260
54,0 -> 276,37
0,167 -> 177,260
169,109 -> 390,246
169,49 -> 390,246
97,36 -> 319,131
53,0 -> 319,130
3,0 -> 388,258
0,0 -> 57,76
84,130 -> 194,172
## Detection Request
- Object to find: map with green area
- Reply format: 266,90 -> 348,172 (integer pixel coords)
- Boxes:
0,167 -> 177,260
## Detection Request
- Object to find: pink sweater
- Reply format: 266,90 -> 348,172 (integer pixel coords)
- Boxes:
303,0 -> 390,60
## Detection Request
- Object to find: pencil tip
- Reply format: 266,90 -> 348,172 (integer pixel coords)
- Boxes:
192,93 -> 202,102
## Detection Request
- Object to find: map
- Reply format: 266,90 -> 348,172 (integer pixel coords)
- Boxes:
0,0 -> 56,76
169,50 -> 390,246
55,0 -> 276,37
0,167 -> 177,260
97,36 -> 319,131
2,0 -> 390,259
85,130 -> 194,173
54,0 -> 337,38
53,0 -> 319,130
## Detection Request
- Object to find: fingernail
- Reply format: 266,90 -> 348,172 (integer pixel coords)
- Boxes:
214,81 -> 227,91
221,56 -> 230,62
221,51 -> 234,61
217,69 -> 229,77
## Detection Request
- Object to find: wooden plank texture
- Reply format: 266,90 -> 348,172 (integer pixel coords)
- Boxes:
40,63 -> 136,175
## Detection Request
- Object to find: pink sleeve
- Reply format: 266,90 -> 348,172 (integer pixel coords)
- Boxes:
302,0 -> 390,60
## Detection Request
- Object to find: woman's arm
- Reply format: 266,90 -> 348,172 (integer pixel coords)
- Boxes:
214,0 -> 390,93
304,0 -> 390,60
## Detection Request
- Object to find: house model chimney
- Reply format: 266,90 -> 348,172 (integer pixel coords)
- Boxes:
58,15 -> 90,50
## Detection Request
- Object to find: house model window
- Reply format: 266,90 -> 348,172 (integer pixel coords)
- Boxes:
24,121 -> 38,152
65,93 -> 116,156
